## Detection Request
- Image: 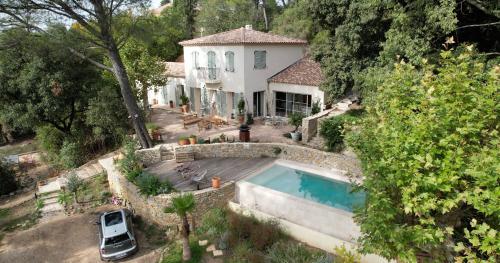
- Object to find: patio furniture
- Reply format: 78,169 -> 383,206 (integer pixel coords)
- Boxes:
191,169 -> 208,184
183,115 -> 202,128
198,119 -> 211,131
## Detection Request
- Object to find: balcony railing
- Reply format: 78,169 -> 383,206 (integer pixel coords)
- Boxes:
196,67 -> 221,83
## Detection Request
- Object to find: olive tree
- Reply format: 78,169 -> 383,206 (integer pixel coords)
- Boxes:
0,0 -> 154,148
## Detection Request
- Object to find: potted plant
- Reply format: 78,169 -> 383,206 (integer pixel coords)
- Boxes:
219,133 -> 226,142
288,112 -> 305,142
237,97 -> 245,124
169,100 -> 174,108
239,124 -> 251,142
178,136 -> 190,145
212,176 -> 221,188
146,123 -> 160,141
180,95 -> 190,113
188,135 -> 197,145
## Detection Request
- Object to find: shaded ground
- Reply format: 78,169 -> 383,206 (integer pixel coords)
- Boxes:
146,158 -> 275,191
0,139 -> 38,158
150,106 -> 299,145
0,205 -> 163,263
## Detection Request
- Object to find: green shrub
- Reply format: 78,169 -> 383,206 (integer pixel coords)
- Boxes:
320,109 -> 365,152
288,112 -> 305,132
117,139 -> 142,181
311,100 -> 321,115
135,172 -> 173,197
180,95 -> 190,105
57,191 -> 72,207
0,161 -> 17,195
266,241 -> 332,263
228,240 -> 265,263
161,239 -> 203,263
246,113 -> 254,125
36,125 -> 64,159
35,199 -> 44,210
59,140 -> 83,169
228,212 -> 284,251
196,207 -> 228,240
333,245 -> 361,263
66,172 -> 84,199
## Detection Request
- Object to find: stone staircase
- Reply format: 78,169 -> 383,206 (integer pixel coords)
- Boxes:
160,144 -> 175,161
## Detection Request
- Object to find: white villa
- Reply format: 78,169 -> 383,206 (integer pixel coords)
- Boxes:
150,25 -> 325,120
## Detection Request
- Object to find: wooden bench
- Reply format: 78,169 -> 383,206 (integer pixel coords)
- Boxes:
183,116 -> 201,128
175,152 -> 195,163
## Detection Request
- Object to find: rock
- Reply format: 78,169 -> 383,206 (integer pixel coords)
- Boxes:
213,250 -> 224,257
198,240 -> 208,246
206,244 -> 216,252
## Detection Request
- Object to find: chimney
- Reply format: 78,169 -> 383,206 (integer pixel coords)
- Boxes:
245,24 -> 253,30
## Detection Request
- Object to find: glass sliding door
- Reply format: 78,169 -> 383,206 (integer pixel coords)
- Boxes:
274,91 -> 312,117
253,91 -> 264,117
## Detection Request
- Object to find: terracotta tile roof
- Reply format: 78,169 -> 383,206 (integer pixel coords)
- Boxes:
179,27 -> 307,46
165,62 -> 185,78
268,57 -> 324,87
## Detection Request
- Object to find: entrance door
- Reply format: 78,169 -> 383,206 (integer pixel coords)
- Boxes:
253,91 -> 264,117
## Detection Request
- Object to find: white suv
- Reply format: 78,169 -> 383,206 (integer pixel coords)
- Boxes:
97,209 -> 138,261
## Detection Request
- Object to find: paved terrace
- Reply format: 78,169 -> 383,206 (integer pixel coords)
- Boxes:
150,105 -> 299,144
146,157 -> 275,191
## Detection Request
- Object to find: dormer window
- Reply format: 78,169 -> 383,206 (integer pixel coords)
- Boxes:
225,51 -> 234,72
254,50 -> 266,69
192,51 -> 199,69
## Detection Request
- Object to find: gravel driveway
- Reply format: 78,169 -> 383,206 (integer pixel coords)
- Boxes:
0,205 -> 162,263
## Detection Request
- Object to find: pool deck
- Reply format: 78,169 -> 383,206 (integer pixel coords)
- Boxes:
145,157 -> 275,191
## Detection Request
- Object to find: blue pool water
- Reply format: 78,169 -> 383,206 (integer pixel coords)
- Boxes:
246,164 -> 365,212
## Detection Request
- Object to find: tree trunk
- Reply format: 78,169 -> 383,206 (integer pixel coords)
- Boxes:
262,0 -> 269,31
107,44 -> 153,149
142,85 -> 150,112
181,215 -> 192,261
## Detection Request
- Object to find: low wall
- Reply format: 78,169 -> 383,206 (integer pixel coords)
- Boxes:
99,157 -> 235,227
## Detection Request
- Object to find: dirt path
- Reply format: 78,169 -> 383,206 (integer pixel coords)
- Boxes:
0,191 -> 34,210
0,205 -> 161,263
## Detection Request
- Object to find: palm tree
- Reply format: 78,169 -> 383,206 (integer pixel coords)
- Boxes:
164,193 -> 196,261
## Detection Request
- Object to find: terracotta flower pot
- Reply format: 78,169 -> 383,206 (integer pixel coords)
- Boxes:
169,101 -> 174,108
189,137 -> 197,145
182,104 -> 190,113
212,177 -> 221,189
178,139 -> 190,145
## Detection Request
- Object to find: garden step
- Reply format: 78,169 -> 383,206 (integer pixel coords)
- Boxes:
42,197 -> 59,206
41,202 -> 64,214
40,192 -> 59,201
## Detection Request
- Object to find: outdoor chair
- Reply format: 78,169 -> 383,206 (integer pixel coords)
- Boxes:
191,169 -> 208,184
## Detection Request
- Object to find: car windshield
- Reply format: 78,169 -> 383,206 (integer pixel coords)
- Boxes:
104,211 -> 123,226
104,233 -> 130,246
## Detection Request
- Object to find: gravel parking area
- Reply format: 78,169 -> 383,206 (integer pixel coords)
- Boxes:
0,205 -> 162,263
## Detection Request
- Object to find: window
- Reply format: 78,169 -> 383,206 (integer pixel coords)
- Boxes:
104,233 -> 130,245
275,91 -> 312,117
192,51 -> 199,69
254,50 -> 266,69
104,212 -> 123,226
225,51 -> 234,72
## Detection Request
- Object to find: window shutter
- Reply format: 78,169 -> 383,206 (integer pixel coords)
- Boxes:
225,51 -> 234,72
254,50 -> 266,69
192,51 -> 199,69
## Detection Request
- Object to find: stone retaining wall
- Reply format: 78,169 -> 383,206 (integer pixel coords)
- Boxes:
137,143 -> 361,177
98,157 -> 235,227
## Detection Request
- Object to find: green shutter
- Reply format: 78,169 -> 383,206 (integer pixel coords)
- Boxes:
254,51 -> 266,69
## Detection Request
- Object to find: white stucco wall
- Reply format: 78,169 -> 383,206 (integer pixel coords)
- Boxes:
268,82 -> 325,116
182,44 -> 306,116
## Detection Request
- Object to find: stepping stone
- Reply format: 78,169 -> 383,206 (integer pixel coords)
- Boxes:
198,240 -> 208,246
206,244 -> 216,252
213,250 -> 224,257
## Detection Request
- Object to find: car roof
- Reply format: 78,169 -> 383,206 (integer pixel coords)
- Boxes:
100,209 -> 128,238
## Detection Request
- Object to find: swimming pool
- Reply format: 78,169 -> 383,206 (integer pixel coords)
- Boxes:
245,164 -> 365,212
